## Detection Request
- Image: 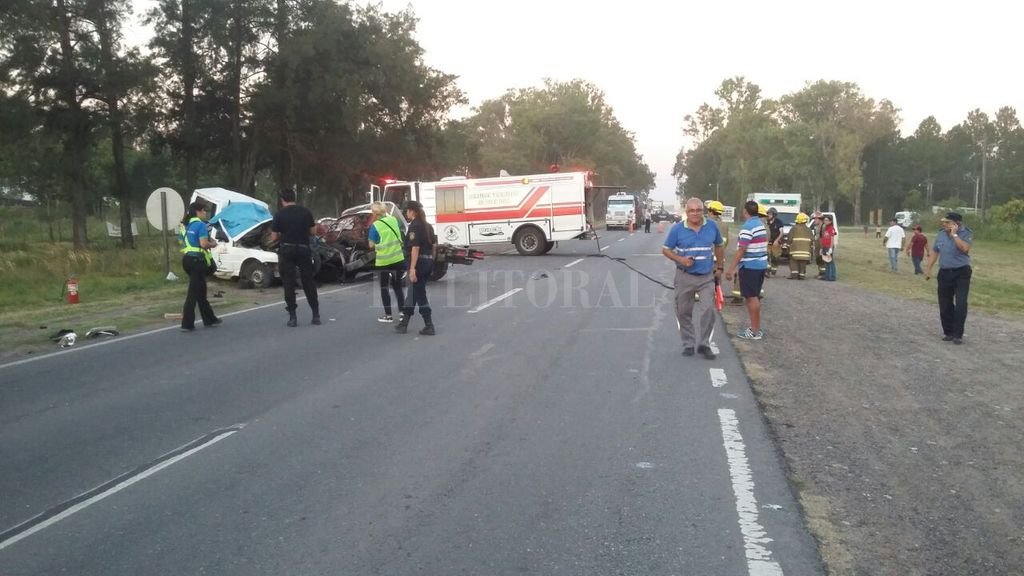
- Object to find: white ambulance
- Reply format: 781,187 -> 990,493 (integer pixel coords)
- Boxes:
381,171 -> 594,255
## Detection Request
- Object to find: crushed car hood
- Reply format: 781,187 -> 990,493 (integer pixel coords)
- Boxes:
209,202 -> 273,241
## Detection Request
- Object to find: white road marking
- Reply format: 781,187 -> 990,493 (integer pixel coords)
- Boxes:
600,245 -> 610,252
710,340 -> 720,355
617,238 -> 625,242
718,409 -> 785,576
710,368 -> 728,388
0,428 -> 240,551
467,288 -> 523,314
635,462 -> 654,469
0,285 -> 363,370
564,258 -> 584,268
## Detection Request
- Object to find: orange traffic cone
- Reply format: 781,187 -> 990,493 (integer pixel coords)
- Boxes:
629,221 -> 634,235
657,221 -> 664,233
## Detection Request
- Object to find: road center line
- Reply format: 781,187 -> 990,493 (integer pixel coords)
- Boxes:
600,245 -> 610,252
710,368 -> 728,388
0,425 -> 243,551
717,409 -> 785,576
467,288 -> 523,314
564,258 -> 584,268
617,238 -> 625,242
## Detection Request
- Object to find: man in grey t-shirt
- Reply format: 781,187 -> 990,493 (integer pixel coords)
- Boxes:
924,212 -> 972,345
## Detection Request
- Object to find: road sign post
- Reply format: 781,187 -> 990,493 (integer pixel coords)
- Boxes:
145,188 -> 185,280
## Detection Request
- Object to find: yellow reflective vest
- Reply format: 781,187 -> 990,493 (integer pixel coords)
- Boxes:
372,215 -> 405,267
179,217 -> 213,265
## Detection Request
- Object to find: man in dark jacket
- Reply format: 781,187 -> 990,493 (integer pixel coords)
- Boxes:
271,188 -> 320,327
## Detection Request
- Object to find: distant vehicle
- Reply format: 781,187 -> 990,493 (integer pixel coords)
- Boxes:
749,192 -> 801,257
894,211 -> 919,228
652,209 -> 671,223
606,192 -> 641,230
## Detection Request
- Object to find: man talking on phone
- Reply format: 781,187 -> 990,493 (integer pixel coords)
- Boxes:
924,212 -> 972,345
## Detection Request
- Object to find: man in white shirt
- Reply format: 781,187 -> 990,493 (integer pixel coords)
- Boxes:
884,218 -> 906,272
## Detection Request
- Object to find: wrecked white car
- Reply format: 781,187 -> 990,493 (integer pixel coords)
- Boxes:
206,201 -> 279,288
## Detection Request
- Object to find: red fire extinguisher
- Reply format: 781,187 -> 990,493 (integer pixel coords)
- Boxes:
66,276 -> 79,304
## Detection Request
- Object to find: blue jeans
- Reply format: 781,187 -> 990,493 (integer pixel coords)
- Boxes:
912,255 -> 923,274
821,249 -> 837,281
888,248 -> 900,272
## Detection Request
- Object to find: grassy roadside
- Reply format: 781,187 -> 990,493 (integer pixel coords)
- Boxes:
0,230 -> 285,361
830,226 -> 1024,316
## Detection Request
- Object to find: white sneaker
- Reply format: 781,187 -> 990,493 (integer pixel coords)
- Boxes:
378,315 -> 393,323
737,328 -> 764,340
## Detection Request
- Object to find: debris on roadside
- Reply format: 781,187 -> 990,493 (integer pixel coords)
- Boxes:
57,332 -> 77,348
85,326 -> 119,339
49,328 -> 75,342
164,313 -> 183,320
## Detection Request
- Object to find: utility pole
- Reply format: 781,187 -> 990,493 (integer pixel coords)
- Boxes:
980,143 -> 988,216
974,176 -> 980,213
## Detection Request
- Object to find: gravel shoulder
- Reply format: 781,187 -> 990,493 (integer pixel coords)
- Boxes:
720,271 -> 1024,576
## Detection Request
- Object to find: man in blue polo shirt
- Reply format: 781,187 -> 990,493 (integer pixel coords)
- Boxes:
726,200 -> 769,340
924,211 -> 973,345
662,197 -> 724,359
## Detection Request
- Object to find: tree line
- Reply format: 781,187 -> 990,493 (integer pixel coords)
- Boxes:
674,77 -> 1024,227
0,0 -> 654,249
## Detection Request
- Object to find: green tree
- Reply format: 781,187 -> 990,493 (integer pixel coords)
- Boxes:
467,79 -> 654,193
1,0 -> 105,248
250,1 -> 463,212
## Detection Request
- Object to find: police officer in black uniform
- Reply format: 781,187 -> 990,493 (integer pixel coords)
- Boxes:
395,200 -> 435,335
271,188 -> 320,327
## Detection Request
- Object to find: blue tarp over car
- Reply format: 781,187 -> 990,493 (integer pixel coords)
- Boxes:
208,202 -> 273,240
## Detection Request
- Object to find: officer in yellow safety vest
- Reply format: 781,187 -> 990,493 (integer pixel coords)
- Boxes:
787,212 -> 813,279
177,201 -> 221,331
368,202 -> 407,323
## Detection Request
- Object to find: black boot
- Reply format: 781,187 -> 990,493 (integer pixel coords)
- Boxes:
287,313 -> 297,328
419,312 -> 435,336
395,313 -> 410,334
311,311 -> 321,325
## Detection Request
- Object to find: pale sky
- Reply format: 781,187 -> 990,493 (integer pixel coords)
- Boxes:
129,0 -> 1023,205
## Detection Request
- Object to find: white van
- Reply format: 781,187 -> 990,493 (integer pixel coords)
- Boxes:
894,211 -> 919,228
190,188 -> 279,288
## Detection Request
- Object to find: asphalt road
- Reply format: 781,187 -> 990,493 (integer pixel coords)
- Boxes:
0,228 -> 823,576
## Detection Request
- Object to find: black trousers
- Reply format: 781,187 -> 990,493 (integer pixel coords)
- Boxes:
401,259 -> 433,319
937,265 -> 971,338
279,244 -> 319,315
182,255 -> 217,328
644,218 -> 651,233
377,262 -> 406,315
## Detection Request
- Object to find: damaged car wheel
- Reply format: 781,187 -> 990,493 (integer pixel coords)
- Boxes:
240,260 -> 272,289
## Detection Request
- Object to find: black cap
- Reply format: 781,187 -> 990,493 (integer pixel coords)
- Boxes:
404,200 -> 422,211
942,211 -> 963,223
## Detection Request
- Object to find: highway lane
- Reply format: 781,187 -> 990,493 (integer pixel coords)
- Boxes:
0,228 -> 822,575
